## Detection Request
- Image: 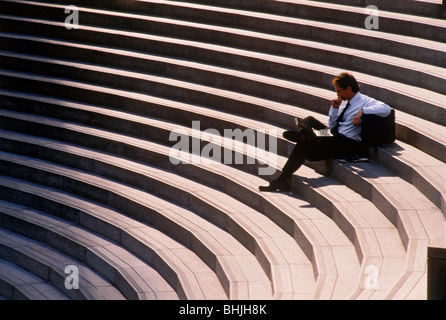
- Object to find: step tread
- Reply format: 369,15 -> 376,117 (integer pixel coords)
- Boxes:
0,162 -> 280,299
0,112 -> 428,298
1,11 -> 445,85
0,177 -> 234,299
0,152 -> 305,299
0,258 -> 69,299
0,227 -> 126,300
0,199 -> 180,300
1,68 -> 445,154
1,30 -> 445,97
4,0 -> 445,52
1,44 -> 445,108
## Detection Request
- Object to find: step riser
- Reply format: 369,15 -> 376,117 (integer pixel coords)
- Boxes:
1,1 -> 444,67
1,78 -> 445,173
0,212 -> 147,300
2,33 -> 445,97
2,95 -> 445,231
6,0 -> 445,42
0,132 -> 319,268
0,148 -> 286,296
173,0 -> 445,19
0,192 -> 220,299
0,121 -> 402,285
2,14 -> 445,100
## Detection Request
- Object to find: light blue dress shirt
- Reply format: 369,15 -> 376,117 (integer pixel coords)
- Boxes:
328,92 -> 392,141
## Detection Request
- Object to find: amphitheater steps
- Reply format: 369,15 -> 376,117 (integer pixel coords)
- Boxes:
0,133 -> 318,299
0,6 -> 445,124
0,51 -> 444,161
0,163 -> 273,300
0,105 -> 429,299
0,125 -> 383,299
0,227 -> 126,300
171,0 -> 446,19
0,197 -> 184,300
2,102 -> 442,298
0,258 -> 69,300
0,176 -> 231,300
0,0 -> 444,300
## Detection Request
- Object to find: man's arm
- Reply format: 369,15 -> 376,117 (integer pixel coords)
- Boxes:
328,97 -> 345,129
362,98 -> 392,117
353,98 -> 391,126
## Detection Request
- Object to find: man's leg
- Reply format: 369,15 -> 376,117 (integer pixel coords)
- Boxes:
304,116 -> 328,130
284,116 -> 327,143
259,136 -> 337,192
258,143 -> 308,192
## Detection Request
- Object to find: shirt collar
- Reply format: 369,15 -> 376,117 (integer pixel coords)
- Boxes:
348,91 -> 362,105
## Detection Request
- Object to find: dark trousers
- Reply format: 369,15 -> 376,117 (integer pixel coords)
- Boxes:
277,116 -> 365,182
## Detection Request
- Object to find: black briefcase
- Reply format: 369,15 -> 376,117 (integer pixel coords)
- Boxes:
361,109 -> 395,147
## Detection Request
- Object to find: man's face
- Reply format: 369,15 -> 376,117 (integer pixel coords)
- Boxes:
334,85 -> 356,101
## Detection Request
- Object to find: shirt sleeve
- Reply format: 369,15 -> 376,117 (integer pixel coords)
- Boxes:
328,106 -> 339,129
362,97 -> 392,117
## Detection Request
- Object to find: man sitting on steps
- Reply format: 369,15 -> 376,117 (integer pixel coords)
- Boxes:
259,71 -> 392,192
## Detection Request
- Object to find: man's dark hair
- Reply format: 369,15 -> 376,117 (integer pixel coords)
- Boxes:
332,72 -> 361,93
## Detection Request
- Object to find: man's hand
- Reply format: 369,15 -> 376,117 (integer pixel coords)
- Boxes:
332,97 -> 342,109
353,109 -> 364,126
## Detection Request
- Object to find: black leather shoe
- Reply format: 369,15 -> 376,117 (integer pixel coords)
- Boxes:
259,179 -> 291,192
296,118 -> 313,133
283,130 -> 300,142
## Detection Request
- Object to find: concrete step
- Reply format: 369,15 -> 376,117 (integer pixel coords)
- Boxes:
1,89 -> 444,223
1,32 -> 445,117
0,147 -> 312,299
0,108 -> 425,299
0,258 -> 69,300
0,62 -> 444,165
0,128 -> 370,299
0,154 -> 293,300
0,176 -> 230,299
373,141 -> 446,217
0,227 -> 126,300
167,0 -> 445,19
1,0 -> 444,68
0,199 -> 180,300
1,7 -> 445,106
0,128 -> 413,299
1,107 -> 441,298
